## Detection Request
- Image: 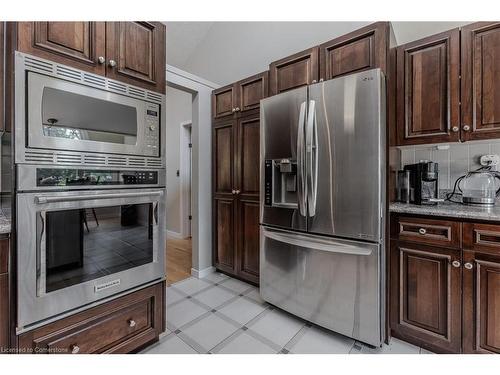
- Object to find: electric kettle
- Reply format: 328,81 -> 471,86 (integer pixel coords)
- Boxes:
462,171 -> 497,206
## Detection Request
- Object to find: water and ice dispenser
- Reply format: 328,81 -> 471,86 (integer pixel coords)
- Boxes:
264,159 -> 298,208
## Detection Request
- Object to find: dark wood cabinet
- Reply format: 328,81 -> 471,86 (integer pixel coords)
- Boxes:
320,22 -> 389,80
16,21 -> 165,93
269,47 -> 319,96
105,22 -> 166,93
0,236 -> 9,351
212,109 -> 261,284
395,29 -> 460,145
390,241 -> 462,353
461,22 -> 500,141
18,282 -> 164,354
212,71 -> 268,119
390,214 -> 500,353
17,22 -> 106,75
462,250 -> 500,354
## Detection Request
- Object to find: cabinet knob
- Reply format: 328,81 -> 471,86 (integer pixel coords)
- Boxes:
319,78 -> 324,82
231,108 -> 236,113
235,107 -> 240,112
452,260 -> 461,268
418,228 -> 427,235
108,59 -> 117,67
71,345 -> 80,354
97,56 -> 105,64
312,80 -> 317,83
464,262 -> 473,270
463,125 -> 471,132
235,190 -> 241,194
452,126 -> 459,133
128,319 -> 136,328
232,189 -> 236,194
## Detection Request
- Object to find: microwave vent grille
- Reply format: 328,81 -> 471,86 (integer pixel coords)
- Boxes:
56,153 -> 83,164
20,52 -> 164,105
25,150 -> 55,163
107,156 -> 128,167
24,57 -> 53,74
84,155 -> 106,165
146,159 -> 163,168
128,158 -> 146,167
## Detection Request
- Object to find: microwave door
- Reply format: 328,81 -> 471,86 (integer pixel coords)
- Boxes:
26,71 -> 160,157
260,87 -> 307,232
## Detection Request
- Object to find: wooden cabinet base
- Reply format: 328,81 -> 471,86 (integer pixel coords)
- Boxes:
17,282 -> 165,354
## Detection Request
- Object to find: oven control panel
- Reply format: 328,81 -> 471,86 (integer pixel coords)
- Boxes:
144,103 -> 160,156
36,168 -> 158,187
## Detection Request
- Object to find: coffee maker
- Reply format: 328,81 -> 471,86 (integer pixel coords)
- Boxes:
402,161 -> 439,205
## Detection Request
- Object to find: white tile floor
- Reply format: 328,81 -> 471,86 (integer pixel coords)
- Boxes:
142,273 -> 431,354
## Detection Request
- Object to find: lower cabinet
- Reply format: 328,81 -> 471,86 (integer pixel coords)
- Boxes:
462,250 -> 500,353
390,241 -> 462,353
390,214 -> 500,353
18,282 -> 165,354
0,236 -> 10,351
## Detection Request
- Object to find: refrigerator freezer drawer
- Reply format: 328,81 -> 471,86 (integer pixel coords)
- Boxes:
260,227 -> 382,346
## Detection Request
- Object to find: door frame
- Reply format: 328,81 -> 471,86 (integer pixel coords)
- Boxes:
166,65 -> 219,278
179,121 -> 192,239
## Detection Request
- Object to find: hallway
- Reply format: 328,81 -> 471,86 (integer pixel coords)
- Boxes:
166,237 -> 192,285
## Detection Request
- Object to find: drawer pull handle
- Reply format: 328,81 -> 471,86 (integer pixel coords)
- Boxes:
452,260 -> 461,268
71,345 -> 80,354
418,228 -> 427,235
464,262 -> 473,270
128,319 -> 136,328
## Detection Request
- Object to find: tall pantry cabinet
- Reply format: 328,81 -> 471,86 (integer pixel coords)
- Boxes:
212,72 -> 268,284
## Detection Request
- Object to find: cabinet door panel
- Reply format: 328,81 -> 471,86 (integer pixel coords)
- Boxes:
212,85 -> 235,119
269,47 -> 319,95
17,22 -> 106,75
236,200 -> 260,283
105,22 -> 165,93
396,29 -> 460,145
237,113 -> 260,198
390,242 -> 462,353
462,22 -> 500,141
320,22 -> 388,80
0,274 -> 8,350
214,198 -> 235,272
463,250 -> 500,353
213,120 -> 234,195
238,72 -> 268,113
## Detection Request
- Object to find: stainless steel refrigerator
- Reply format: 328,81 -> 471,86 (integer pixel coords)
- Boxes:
259,69 -> 386,347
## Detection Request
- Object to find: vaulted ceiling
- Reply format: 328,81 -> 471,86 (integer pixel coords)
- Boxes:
165,21 -> 468,86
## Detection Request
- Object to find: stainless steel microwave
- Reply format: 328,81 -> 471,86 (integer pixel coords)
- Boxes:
15,52 -> 166,168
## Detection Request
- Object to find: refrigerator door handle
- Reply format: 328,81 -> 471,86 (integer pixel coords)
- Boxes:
297,101 -> 307,216
262,228 -> 373,256
306,100 -> 319,217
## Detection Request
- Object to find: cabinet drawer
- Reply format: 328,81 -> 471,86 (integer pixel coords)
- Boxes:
392,216 -> 461,248
0,237 -> 8,274
463,223 -> 500,254
18,282 -> 164,354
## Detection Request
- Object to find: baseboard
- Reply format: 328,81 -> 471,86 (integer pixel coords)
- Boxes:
191,266 -> 215,279
166,230 -> 184,239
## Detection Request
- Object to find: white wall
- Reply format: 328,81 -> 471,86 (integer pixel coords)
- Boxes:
173,21 -> 470,86
166,86 -> 192,235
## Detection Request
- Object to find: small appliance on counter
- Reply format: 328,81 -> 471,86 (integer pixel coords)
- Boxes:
400,161 -> 439,205
462,171 -> 498,206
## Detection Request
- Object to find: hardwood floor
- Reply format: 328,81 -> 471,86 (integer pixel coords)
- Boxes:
166,237 -> 192,285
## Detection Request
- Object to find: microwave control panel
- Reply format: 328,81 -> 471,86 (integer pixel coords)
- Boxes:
144,103 -> 161,156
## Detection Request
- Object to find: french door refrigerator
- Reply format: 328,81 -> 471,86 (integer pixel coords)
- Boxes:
260,69 -> 386,347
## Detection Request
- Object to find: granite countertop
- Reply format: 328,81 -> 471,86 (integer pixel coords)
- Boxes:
390,200 -> 500,222
0,208 -> 11,234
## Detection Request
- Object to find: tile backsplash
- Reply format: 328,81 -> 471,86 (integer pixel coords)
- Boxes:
395,140 -> 500,190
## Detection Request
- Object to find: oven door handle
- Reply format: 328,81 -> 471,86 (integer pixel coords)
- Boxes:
35,191 -> 164,204
36,211 -> 47,297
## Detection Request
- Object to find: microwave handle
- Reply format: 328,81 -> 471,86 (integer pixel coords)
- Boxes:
35,190 -> 164,204
36,211 -> 47,297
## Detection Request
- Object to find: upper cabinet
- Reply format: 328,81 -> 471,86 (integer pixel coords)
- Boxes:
17,22 -> 106,75
212,71 -> 268,119
16,22 -> 166,93
461,22 -> 500,141
269,47 -> 319,95
319,22 -> 390,80
395,22 -> 500,145
105,22 -> 165,93
396,29 -> 460,145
